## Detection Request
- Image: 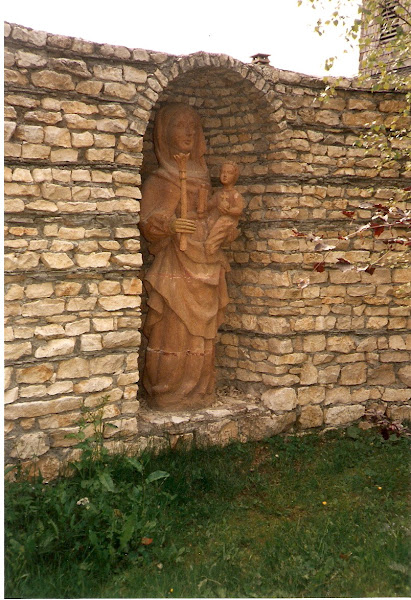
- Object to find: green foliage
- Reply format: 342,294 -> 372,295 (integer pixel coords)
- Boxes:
5,428 -> 410,598
5,399 -> 171,598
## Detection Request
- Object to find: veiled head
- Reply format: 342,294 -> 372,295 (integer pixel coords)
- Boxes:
153,103 -> 208,176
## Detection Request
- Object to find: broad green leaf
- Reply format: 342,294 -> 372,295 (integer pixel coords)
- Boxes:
145,470 -> 169,484
99,471 -> 116,492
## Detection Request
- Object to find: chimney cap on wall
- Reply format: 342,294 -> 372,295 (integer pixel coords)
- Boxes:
251,53 -> 271,65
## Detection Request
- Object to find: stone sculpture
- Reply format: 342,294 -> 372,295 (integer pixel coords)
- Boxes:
140,103 -> 243,411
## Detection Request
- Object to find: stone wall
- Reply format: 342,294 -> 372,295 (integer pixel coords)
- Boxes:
4,22 -> 411,479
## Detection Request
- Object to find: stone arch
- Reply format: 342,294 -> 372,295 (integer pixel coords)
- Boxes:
137,53 -> 286,399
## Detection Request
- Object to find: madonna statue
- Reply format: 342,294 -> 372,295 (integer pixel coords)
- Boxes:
140,103 -> 240,411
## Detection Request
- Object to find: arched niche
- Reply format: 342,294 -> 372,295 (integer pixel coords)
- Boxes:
138,59 -> 284,400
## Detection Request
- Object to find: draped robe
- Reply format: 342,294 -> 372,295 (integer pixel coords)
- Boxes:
140,104 -> 230,410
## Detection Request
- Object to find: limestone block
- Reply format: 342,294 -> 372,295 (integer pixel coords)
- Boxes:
90,354 -> 124,374
98,295 -> 140,311
258,317 -> 289,335
4,121 -> 17,141
4,367 -> 13,390
94,133 -> 116,148
40,253 -> 74,269
47,381 -> 74,396
22,299 -> 65,317
104,82 -> 136,100
93,64 -> 122,81
382,389 -> 411,402
327,336 -> 356,353
16,363 -> 54,384
44,126 -> 71,147
303,335 -> 326,352
65,114 -> 97,129
10,432 -> 49,459
98,281 -> 121,295
57,357 -> 90,379
103,418 -> 138,438
300,363 -> 318,385
92,318 -> 114,332
50,149 -> 78,162
299,405 -> 324,429
297,386 -> 326,406
324,387 -> 351,405
5,284 -> 24,301
71,132 -> 94,147
49,58 -> 91,77
5,69 -> 29,86
96,118 -> 128,133
117,371 -> 139,386
16,50 -> 47,69
102,331 -> 141,349
55,282 -> 82,296
42,182 -> 71,200
122,278 -> 142,295
5,396 -> 82,420
75,253 -> 111,268
65,319 -> 90,336
267,338 -> 293,354
26,200 -> 58,212
340,363 -> 367,385
74,376 -> 113,394
324,405 -> 365,425
5,342 -> 32,361
66,297 -> 97,311
368,364 -> 396,385
76,80 -> 103,95
5,252 -> 40,271
80,334 -> 102,352
38,411 -> 79,429
61,101 -> 98,115
239,412 -> 296,442
123,66 -> 147,83
85,148 -> 115,162
386,405 -> 411,422
25,282 -> 54,298
114,227 -> 140,238
398,366 -> 411,387
32,70 -> 75,90
25,110 -> 62,125
20,385 -> 47,398
318,365 -> 341,384
35,338 -> 75,359
5,388 -> 19,404
262,388 -> 297,411
34,323 -> 64,340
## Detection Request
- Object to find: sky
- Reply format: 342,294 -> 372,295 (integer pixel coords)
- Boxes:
3,0 -> 362,77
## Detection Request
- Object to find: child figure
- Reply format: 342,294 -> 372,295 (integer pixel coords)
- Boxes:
205,161 -> 245,255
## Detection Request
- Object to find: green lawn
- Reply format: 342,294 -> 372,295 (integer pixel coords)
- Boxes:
5,427 -> 410,598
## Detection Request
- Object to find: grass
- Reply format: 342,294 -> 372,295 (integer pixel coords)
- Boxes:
5,426 -> 410,598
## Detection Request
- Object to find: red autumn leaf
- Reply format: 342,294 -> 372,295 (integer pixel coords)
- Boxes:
292,229 -> 306,237
342,210 -> 355,218
141,537 -> 153,545
373,225 -> 385,237
365,266 -> 376,275
313,262 -> 325,272
336,258 -> 353,272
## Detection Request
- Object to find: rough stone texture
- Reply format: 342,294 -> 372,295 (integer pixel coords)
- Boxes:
4,22 -> 410,478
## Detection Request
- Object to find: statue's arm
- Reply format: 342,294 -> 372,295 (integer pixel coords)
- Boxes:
140,176 -> 197,242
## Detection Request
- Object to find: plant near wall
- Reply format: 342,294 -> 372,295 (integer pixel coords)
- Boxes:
5,398 -> 172,596
296,0 -> 411,290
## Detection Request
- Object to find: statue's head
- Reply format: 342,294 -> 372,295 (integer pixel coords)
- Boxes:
154,103 -> 207,173
220,161 -> 239,186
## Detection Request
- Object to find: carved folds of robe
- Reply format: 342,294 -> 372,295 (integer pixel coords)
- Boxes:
140,104 -> 230,410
